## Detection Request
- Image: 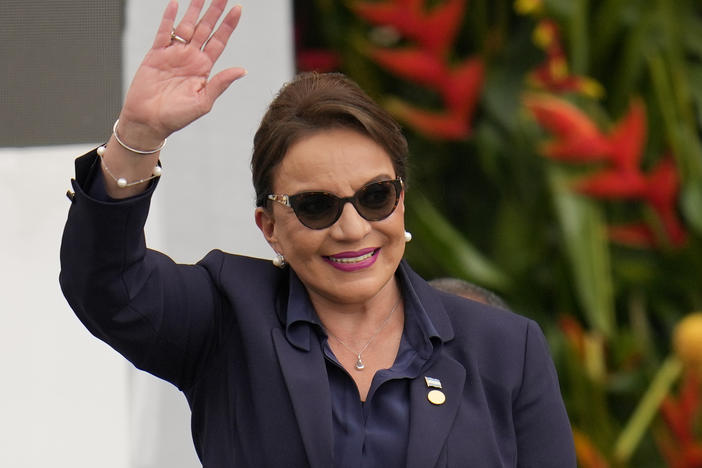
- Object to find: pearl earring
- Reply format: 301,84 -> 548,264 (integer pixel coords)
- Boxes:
404,231 -> 412,243
272,253 -> 286,268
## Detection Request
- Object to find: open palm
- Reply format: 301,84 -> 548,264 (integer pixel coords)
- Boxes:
120,0 -> 246,143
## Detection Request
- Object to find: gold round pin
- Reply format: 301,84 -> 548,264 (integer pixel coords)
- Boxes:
427,389 -> 446,405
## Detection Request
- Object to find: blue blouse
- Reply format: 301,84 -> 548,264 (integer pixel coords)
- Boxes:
285,273 -> 442,468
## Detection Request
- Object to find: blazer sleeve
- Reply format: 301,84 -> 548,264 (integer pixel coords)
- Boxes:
513,320 -> 576,467
59,149 -> 222,390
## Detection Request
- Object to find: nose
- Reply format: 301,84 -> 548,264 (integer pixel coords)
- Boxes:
329,201 -> 371,240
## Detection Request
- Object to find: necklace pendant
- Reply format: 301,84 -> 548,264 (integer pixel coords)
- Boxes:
354,356 -> 365,371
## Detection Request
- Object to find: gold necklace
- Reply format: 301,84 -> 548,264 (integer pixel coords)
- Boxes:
325,298 -> 401,371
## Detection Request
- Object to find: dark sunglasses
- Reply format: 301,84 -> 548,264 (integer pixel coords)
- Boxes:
265,178 -> 403,229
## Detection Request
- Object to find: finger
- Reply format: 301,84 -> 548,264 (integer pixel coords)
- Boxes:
189,0 -> 228,50
204,67 -> 248,107
202,5 -> 242,64
174,0 -> 206,40
152,1 -> 179,48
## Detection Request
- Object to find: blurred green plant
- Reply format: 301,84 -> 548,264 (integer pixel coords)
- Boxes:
294,0 -> 702,465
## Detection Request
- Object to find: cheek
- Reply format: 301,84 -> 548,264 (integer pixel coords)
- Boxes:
378,211 -> 406,252
278,223 -> 325,259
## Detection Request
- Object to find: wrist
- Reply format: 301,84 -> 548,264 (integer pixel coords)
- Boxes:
114,116 -> 168,151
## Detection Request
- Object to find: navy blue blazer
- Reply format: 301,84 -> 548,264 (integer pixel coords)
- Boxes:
60,150 -> 576,467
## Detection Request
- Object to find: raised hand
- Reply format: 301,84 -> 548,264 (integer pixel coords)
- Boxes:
100,0 -> 245,199
118,0 -> 246,148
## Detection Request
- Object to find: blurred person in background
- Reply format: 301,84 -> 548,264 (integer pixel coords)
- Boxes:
429,277 -> 509,310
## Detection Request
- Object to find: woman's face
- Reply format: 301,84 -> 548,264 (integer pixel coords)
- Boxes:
255,127 -> 406,306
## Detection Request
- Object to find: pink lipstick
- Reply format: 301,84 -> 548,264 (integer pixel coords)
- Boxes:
324,248 -> 379,272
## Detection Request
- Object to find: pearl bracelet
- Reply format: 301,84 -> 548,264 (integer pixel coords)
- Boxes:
112,119 -> 167,155
97,145 -> 162,188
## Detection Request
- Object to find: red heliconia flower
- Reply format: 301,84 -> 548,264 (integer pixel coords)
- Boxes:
386,98 -> 470,139
369,48 -> 484,139
608,223 -> 658,248
558,315 -> 586,360
354,0 -> 481,140
523,94 -> 611,161
643,157 -> 688,247
527,19 -> 604,98
579,158 -> 687,248
574,98 -> 648,196
607,99 -> 646,171
657,371 -> 702,468
576,169 -> 648,198
572,429 -> 610,468
528,54 -> 605,98
369,47 -> 447,87
294,21 -> 341,73
527,94 -> 688,249
440,57 -> 485,115
296,49 -> 341,73
352,0 -> 466,55
601,157 -> 687,248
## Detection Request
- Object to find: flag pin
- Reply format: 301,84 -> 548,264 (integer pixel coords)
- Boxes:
425,376 -> 442,389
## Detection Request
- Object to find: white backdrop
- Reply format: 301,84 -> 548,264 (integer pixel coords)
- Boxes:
0,1 -> 292,467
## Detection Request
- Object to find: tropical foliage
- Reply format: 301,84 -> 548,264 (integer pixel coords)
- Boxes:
294,0 -> 702,466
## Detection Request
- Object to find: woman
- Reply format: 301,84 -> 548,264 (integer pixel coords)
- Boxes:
60,0 -> 576,466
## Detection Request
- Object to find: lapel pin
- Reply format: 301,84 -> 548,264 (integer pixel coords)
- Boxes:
427,389 -> 446,405
425,376 -> 442,389
425,376 -> 445,405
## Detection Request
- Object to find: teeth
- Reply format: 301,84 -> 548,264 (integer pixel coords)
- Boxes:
329,251 -> 374,263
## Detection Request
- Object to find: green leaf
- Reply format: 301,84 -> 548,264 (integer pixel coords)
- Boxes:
688,65 -> 702,128
406,192 -> 512,291
548,168 -> 616,339
682,181 -> 702,234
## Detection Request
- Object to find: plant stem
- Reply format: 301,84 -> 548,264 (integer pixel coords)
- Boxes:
613,355 -> 682,463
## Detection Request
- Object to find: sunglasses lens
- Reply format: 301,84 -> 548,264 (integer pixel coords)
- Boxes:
357,180 -> 400,221
291,193 -> 340,229
286,179 -> 402,229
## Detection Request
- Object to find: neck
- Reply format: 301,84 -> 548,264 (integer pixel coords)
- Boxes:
311,279 -> 402,339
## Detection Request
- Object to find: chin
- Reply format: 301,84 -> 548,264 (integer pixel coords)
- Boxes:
319,262 -> 399,305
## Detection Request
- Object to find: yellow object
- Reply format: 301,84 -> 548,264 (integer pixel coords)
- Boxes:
514,0 -> 543,15
673,312 -> 702,369
579,78 -> 605,99
427,390 -> 446,405
533,22 -> 556,49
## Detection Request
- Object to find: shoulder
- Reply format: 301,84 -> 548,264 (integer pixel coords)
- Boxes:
437,288 -> 533,341
402,261 -> 534,347
405,265 -> 548,383
197,250 -> 289,294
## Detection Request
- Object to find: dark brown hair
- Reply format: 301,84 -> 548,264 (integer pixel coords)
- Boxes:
252,72 -> 408,206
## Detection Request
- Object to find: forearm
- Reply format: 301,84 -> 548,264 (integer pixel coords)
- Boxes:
60,150 -> 157,328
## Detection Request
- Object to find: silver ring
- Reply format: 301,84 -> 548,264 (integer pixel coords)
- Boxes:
170,30 -> 188,45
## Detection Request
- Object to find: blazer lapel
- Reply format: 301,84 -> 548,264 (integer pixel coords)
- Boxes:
272,328 -> 334,468
406,355 -> 467,468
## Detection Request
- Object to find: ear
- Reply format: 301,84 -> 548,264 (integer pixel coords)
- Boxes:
255,207 -> 280,251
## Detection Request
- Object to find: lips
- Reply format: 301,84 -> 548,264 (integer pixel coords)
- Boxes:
324,248 -> 379,271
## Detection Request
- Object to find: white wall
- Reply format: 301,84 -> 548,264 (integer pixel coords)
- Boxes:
0,146 -> 130,468
0,1 -> 293,467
